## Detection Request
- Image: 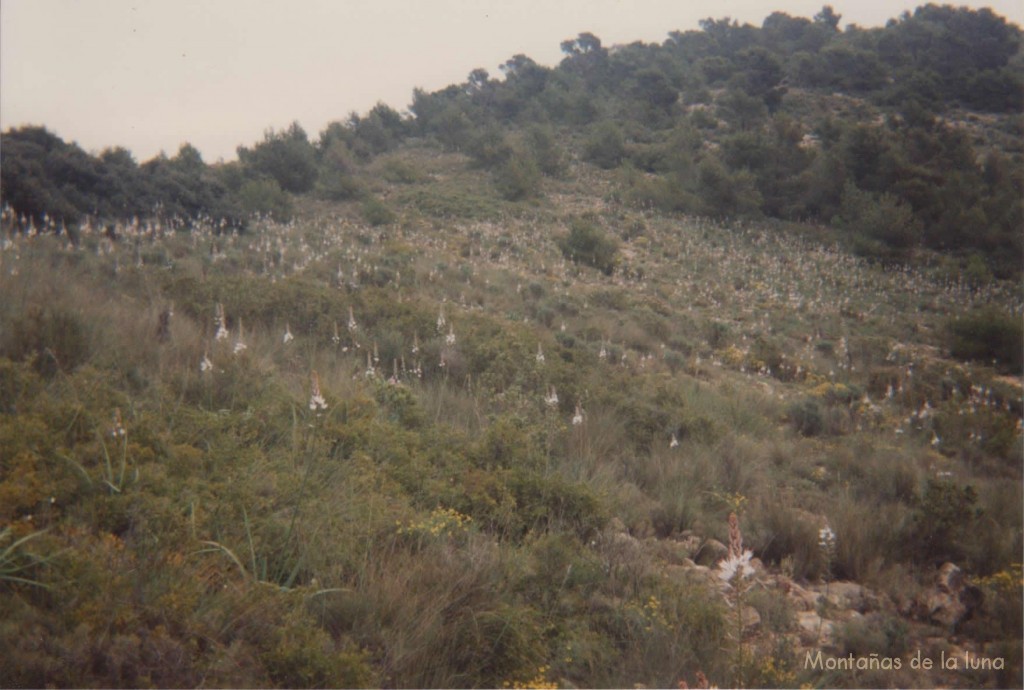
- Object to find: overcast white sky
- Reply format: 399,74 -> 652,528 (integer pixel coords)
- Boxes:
2,0 -> 1022,163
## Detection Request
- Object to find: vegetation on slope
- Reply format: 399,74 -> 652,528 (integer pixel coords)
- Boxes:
3,4 -> 1023,275
0,4 -> 1022,689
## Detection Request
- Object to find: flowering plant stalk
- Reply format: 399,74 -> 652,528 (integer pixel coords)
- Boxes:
717,511 -> 755,687
817,522 -> 837,644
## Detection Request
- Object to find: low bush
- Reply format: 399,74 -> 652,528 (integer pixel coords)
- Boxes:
559,217 -> 619,275
946,307 -> 1023,374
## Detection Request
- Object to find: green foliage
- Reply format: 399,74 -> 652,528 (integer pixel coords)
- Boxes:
0,527 -> 57,590
2,7 -> 1024,688
493,153 -> 541,201
525,125 -> 567,177
467,125 -> 514,169
750,498 -> 826,580
787,398 -> 824,437
238,121 -> 319,194
0,127 -> 243,229
946,308 -> 1023,374
909,479 -> 981,564
696,158 -> 763,218
317,140 -> 364,200
348,102 -> 408,159
834,182 -> 922,260
559,216 -> 619,275
583,122 -> 626,169
361,196 -> 396,226
839,613 -> 910,658
236,177 -> 293,221
3,307 -> 91,378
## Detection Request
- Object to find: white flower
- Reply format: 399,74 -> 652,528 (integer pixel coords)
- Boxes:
572,403 -> 584,426
110,408 -> 126,438
670,433 -> 679,448
446,326 -> 456,346
544,387 -> 559,407
536,344 -> 545,364
717,549 -> 754,584
309,371 -> 327,412
233,319 -> 247,354
200,353 -> 213,373
347,306 -> 358,332
818,525 -> 836,551
214,303 -> 228,341
283,324 -> 294,344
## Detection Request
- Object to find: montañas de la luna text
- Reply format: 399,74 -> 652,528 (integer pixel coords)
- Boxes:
804,650 -> 1006,672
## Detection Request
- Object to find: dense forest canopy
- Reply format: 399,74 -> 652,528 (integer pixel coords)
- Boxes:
2,3 -> 1022,275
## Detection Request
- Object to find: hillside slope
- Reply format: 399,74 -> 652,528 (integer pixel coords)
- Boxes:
1,4 -> 1023,689
1,146 -> 1021,687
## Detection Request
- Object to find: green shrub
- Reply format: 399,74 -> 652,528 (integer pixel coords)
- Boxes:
839,613 -> 909,658
493,154 -> 541,201
583,122 -> 626,169
4,307 -> 91,377
380,157 -> 423,184
525,125 -> 567,177
947,307 -> 1023,374
559,217 -> 618,275
787,398 -> 824,437
908,479 -> 981,565
361,197 -> 396,226
236,178 -> 293,221
263,612 -> 374,687
749,498 -> 825,581
834,182 -> 922,260
466,126 -> 513,169
509,471 -> 607,540
317,139 -> 364,200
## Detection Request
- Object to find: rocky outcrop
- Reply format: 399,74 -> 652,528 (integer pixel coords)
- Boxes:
919,562 -> 984,632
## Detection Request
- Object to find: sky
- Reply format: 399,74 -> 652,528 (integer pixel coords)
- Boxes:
2,0 -> 1022,163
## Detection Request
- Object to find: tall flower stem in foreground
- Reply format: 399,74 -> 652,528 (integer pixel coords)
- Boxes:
817,522 -> 837,644
282,371 -> 329,582
717,511 -> 755,687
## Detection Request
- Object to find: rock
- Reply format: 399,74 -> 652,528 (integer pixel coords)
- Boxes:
937,561 -> 963,593
922,562 -> 982,631
794,614 -> 835,647
648,536 -> 693,565
825,581 -> 864,608
808,580 -> 881,614
694,538 -> 728,566
797,611 -> 836,646
740,605 -> 761,635
926,594 -> 962,629
675,534 -> 703,559
663,562 -> 713,584
785,581 -> 821,612
835,581 -> 880,612
663,564 -> 690,582
689,564 -> 712,578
